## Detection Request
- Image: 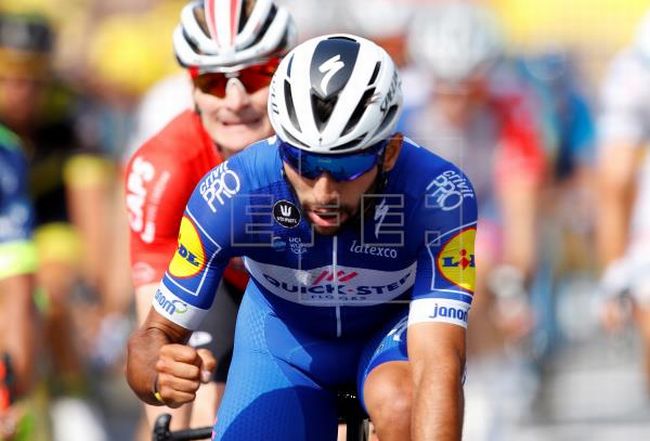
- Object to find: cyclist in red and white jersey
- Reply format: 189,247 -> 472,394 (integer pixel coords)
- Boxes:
124,0 -> 295,432
597,9 -> 650,389
405,3 -> 546,345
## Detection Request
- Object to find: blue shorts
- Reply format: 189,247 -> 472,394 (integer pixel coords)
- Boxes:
212,283 -> 409,441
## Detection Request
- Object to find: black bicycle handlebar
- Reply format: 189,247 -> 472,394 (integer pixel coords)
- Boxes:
152,413 -> 213,441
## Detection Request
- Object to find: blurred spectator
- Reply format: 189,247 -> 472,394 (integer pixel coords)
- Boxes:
0,12 -> 110,440
597,9 -> 650,392
405,3 -> 547,438
0,125 -> 41,440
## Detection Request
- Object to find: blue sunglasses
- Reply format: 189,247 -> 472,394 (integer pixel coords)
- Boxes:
279,140 -> 387,181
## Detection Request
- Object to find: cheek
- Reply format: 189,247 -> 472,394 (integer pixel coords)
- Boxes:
249,88 -> 270,114
194,88 -> 222,114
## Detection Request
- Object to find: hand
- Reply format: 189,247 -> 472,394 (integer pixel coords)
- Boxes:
154,344 -> 216,408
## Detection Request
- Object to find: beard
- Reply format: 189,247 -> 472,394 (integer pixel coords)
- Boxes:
303,200 -> 359,236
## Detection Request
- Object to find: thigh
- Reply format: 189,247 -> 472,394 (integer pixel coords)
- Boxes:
357,310 -> 409,411
214,291 -> 338,441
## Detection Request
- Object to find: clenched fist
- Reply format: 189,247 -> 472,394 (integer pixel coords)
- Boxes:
154,344 -> 217,408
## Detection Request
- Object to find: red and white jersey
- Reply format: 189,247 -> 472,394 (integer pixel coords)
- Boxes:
125,110 -> 223,289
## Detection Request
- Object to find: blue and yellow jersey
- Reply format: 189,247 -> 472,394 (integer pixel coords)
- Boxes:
155,136 -> 478,337
0,125 -> 37,280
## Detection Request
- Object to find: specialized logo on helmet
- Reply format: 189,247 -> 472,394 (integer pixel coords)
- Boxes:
318,55 -> 345,96
169,216 -> 205,278
437,228 -> 476,292
310,38 -> 359,98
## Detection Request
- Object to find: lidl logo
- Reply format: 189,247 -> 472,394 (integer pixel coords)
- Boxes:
169,216 -> 205,278
436,228 -> 476,292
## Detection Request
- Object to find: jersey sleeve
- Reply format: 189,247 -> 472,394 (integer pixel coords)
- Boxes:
125,148 -> 201,288
153,158 -> 247,330
0,139 -> 37,280
408,166 -> 478,329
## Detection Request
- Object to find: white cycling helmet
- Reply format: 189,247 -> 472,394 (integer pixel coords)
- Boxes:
408,2 -> 504,82
345,0 -> 415,39
173,0 -> 296,72
268,34 -> 403,154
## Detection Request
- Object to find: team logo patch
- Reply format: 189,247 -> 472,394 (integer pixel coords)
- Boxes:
273,200 -> 301,228
436,228 -> 476,292
169,216 -> 206,278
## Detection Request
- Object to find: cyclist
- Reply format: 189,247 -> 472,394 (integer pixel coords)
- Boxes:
405,3 -> 546,345
597,9 -> 650,389
0,125 -> 38,440
124,0 -> 295,432
127,34 -> 477,441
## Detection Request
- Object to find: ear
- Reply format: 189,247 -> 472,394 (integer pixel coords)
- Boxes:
382,133 -> 404,172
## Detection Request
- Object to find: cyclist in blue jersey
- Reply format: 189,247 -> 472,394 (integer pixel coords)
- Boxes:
127,34 -> 478,441
0,125 -> 38,438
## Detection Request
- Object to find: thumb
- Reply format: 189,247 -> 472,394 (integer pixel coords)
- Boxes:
196,348 -> 217,383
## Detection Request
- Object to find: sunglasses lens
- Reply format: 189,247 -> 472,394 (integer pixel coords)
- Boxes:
193,73 -> 228,97
193,58 -> 279,98
279,142 -> 385,181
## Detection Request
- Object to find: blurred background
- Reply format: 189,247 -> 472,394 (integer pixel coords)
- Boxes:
1,0 -> 650,439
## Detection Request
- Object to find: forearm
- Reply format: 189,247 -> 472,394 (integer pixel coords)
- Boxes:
595,144 -> 638,266
411,362 -> 464,441
596,188 -> 633,266
0,274 -> 37,396
126,324 -> 172,405
499,180 -> 539,277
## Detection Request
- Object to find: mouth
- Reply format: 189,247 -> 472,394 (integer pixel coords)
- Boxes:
308,209 -> 348,227
221,117 -> 262,127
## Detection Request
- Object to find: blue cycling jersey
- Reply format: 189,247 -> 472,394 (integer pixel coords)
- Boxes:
154,136 -> 478,336
0,125 -> 37,279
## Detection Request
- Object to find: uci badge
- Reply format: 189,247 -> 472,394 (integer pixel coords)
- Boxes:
273,199 -> 301,228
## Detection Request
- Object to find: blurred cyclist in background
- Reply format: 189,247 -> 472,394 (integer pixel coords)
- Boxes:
124,0 -> 295,433
406,1 -> 546,348
0,126 -> 40,440
597,9 -> 650,392
0,12 -> 111,439
405,3 -> 547,438
341,0 -> 428,134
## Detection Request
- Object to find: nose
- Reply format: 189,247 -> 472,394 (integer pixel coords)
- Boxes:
223,78 -> 250,111
312,173 -> 340,205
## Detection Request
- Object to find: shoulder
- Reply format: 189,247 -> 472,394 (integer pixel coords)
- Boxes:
392,137 -> 477,218
127,111 -> 212,175
393,137 -> 474,191
222,136 -> 283,189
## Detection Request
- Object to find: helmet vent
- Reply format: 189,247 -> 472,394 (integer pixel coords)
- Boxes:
367,62 -> 380,85
282,126 -> 308,148
239,0 -> 256,32
377,104 -> 399,134
250,4 -> 277,47
341,87 -> 375,137
284,80 -> 301,132
311,93 -> 338,132
331,135 -> 366,152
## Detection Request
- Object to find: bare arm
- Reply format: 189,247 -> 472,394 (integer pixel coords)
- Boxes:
596,144 -> 639,266
126,307 -> 215,407
0,274 -> 37,396
498,176 -> 540,278
408,322 -> 465,441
